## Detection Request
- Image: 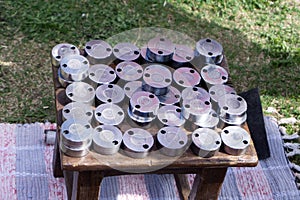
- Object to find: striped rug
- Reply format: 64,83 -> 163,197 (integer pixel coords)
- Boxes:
0,117 -> 299,200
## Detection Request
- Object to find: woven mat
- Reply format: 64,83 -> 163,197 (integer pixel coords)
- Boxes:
0,117 -> 299,200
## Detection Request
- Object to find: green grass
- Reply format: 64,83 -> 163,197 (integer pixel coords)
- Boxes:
0,0 -> 299,129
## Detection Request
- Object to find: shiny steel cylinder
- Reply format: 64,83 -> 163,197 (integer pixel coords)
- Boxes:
140,45 -> 154,63
123,81 -> 143,98
60,55 -> 89,81
128,91 -> 160,123
88,64 -> 116,87
182,99 -> 212,124
195,38 -> 223,64
142,64 -> 172,96
200,64 -> 228,85
113,42 -> 140,62
192,128 -> 221,158
218,94 -> 247,125
66,82 -> 95,105
85,40 -> 113,65
172,44 -> 194,68
62,102 -> 93,122
209,84 -> 236,103
94,103 -> 124,125
181,86 -> 210,102
157,105 -> 185,126
95,84 -> 125,104
146,37 -> 175,63
157,126 -> 188,157
157,86 -> 181,106
195,109 -> 219,129
115,61 -> 143,82
173,67 -> 201,88
60,139 -> 91,157
58,68 -> 72,88
51,43 -> 80,67
92,125 -> 122,155
122,128 -> 154,158
221,126 -> 250,156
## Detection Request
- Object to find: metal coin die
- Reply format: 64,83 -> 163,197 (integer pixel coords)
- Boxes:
173,67 -> 201,88
95,103 -> 124,125
146,37 -> 175,63
113,42 -> 140,62
88,64 -> 116,86
62,102 -> 93,123
172,44 -> 194,67
115,61 -> 143,82
195,109 -> 219,129
195,38 -> 223,64
60,55 -> 89,82
60,119 -> 93,157
209,84 -> 236,103
140,45 -> 154,63
51,43 -> 80,67
182,98 -> 212,125
181,86 -> 210,102
218,94 -> 247,125
157,86 -> 181,106
92,125 -> 122,155
157,105 -> 185,127
122,128 -> 154,158
128,91 -> 160,123
85,40 -> 112,65
221,126 -> 250,156
66,82 -> 95,105
192,128 -> 222,158
157,127 -> 188,157
95,84 -> 125,104
58,68 -> 72,88
200,64 -> 228,85
142,64 -> 172,96
124,81 -> 143,98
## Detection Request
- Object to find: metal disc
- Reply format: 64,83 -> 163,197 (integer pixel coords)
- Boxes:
123,81 -> 143,98
62,102 -> 93,122
195,38 -> 223,64
182,99 -> 212,123
140,45 -> 154,63
88,64 -> 116,84
94,103 -> 124,125
221,126 -> 250,155
115,61 -> 143,81
58,68 -> 72,88
95,84 -> 125,104
157,86 -> 181,105
51,43 -> 80,67
181,86 -> 210,102
201,64 -> 228,85
172,44 -> 194,65
60,55 -> 89,81
173,67 -> 201,88
123,128 -> 154,158
209,84 -> 236,103
60,139 -> 91,157
146,37 -> 175,62
195,109 -> 219,128
92,125 -> 122,155
113,42 -> 140,61
85,40 -> 112,64
158,105 -> 185,126
66,82 -> 95,105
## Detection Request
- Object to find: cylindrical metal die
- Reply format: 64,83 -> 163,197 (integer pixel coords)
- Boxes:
195,38 -> 223,64
94,103 -> 124,125
221,126 -> 250,156
115,61 -> 143,82
172,44 -> 194,67
209,84 -> 236,103
157,86 -> 181,105
60,55 -> 89,81
201,64 -> 228,85
51,43 -> 80,67
92,125 -> 122,155
88,64 -> 116,86
128,91 -> 160,123
58,68 -> 73,88
113,43 -> 140,62
95,84 -> 125,104
123,81 -> 143,98
122,128 -> 154,158
192,128 -> 221,158
62,102 -> 93,122
60,139 -> 91,157
61,119 -> 93,149
173,67 -> 201,88
146,37 -> 175,63
85,40 -> 113,65
157,105 -> 185,126
218,94 -> 247,125
195,109 -> 219,129
182,99 -> 212,124
140,45 -> 154,63
66,82 -> 95,105
181,86 -> 210,102
157,126 -> 188,157
142,64 -> 172,96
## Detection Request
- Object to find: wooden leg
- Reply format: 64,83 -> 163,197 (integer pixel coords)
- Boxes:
63,171 -> 76,200
52,135 -> 63,177
189,168 -> 227,200
174,174 -> 191,200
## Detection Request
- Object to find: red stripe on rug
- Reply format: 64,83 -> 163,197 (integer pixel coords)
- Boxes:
118,175 -> 150,200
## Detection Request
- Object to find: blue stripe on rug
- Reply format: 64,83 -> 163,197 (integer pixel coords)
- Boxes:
15,124 -> 49,200
219,168 -> 242,200
99,176 -> 120,200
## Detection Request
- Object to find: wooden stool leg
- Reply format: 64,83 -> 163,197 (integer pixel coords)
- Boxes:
53,131 -> 63,177
189,168 -> 227,200
174,174 -> 191,200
